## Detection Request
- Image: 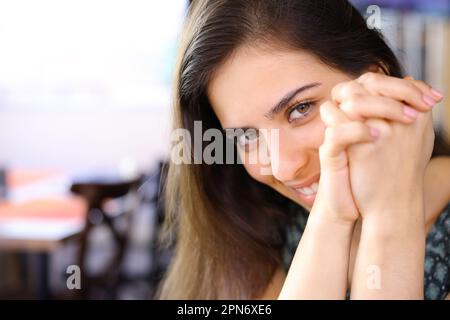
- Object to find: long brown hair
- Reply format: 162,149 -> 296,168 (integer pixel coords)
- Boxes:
157,0 -> 449,299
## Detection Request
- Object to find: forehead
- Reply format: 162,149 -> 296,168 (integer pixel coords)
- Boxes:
207,46 -> 332,127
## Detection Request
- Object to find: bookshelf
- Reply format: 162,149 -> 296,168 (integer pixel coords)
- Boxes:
351,1 -> 450,142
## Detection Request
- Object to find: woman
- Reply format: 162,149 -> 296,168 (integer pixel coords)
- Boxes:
158,0 -> 450,299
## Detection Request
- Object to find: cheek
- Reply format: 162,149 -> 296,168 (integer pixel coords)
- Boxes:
306,116 -> 326,148
289,114 -> 326,150
239,117 -> 326,183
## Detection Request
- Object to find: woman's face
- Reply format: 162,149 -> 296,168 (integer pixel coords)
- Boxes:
208,46 -> 353,211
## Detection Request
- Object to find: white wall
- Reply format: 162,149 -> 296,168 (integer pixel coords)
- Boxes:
0,108 -> 171,172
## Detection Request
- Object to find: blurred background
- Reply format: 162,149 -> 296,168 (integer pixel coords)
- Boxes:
0,0 -> 449,299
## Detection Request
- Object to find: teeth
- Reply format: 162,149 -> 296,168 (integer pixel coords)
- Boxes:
296,181 -> 319,196
302,187 -> 314,196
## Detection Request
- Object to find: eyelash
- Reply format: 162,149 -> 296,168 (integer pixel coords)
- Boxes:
235,100 -> 317,149
286,100 -> 316,123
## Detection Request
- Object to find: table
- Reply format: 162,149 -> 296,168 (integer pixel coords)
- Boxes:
0,169 -> 86,299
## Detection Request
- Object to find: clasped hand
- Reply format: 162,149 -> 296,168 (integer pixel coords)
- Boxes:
313,72 -> 442,226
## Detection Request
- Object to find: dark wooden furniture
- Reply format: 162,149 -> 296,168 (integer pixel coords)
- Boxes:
70,175 -> 142,299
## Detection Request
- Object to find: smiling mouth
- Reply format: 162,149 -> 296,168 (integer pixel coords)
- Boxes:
285,173 -> 320,194
293,181 -> 319,196
288,176 -> 320,204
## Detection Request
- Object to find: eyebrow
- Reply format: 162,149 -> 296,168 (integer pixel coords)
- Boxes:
264,82 -> 322,120
222,82 -> 322,131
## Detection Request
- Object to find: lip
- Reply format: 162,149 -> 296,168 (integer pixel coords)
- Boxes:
285,173 -> 320,189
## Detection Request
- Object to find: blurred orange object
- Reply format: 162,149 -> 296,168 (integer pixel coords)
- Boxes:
0,169 -> 86,252
6,169 -> 63,188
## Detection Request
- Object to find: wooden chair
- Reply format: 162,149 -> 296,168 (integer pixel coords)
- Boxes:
70,175 -> 142,299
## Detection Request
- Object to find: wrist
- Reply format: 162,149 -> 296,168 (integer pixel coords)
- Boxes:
361,211 -> 426,242
362,186 -> 425,220
308,205 -> 356,236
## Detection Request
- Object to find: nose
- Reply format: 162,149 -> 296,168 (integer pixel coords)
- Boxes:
263,129 -> 308,183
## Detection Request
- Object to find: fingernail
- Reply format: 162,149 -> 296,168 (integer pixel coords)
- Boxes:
370,127 -> 380,138
431,88 -> 444,100
403,105 -> 419,119
423,94 -> 436,108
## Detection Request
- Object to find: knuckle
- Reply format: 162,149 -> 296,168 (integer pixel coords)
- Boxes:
347,81 -> 362,92
411,79 -> 432,92
319,101 -> 333,118
331,82 -> 346,99
345,83 -> 362,100
340,94 -> 361,115
405,81 -> 421,95
417,79 -> 431,89
359,71 -> 379,84
320,100 -> 333,111
332,81 -> 358,100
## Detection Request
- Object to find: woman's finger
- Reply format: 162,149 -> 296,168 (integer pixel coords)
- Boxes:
320,121 -> 379,163
331,80 -> 368,106
404,76 -> 444,102
338,94 -> 421,123
356,72 -> 441,111
320,100 -> 351,127
320,100 -> 378,162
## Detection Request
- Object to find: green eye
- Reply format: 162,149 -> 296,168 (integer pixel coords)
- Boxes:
288,102 -> 314,123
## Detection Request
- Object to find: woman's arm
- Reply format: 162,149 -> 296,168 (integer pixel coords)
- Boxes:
278,212 -> 355,299
347,110 -> 433,299
350,198 -> 426,299
332,73 -> 438,299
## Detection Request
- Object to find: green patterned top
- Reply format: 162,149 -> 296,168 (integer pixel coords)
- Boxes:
282,202 -> 450,300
